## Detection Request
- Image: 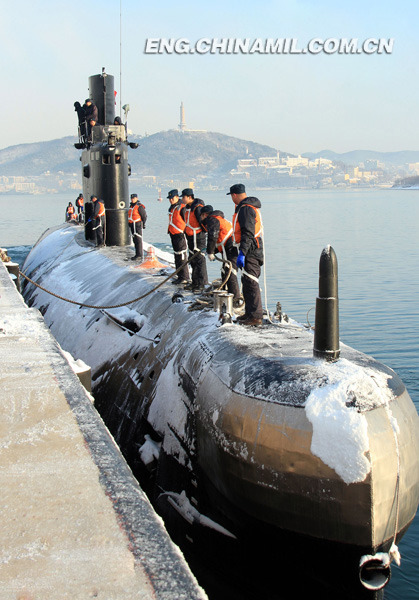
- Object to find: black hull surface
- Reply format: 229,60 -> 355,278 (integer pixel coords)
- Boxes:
21,225 -> 419,599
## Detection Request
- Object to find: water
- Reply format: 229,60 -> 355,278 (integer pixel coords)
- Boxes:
1,187 -> 418,599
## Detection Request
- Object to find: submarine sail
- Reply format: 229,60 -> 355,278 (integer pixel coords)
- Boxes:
76,68 -> 137,246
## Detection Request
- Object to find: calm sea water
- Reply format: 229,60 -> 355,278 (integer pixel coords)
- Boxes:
1,188 -> 418,599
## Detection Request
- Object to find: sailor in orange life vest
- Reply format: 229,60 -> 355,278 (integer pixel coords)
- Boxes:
200,205 -> 241,303
128,193 -> 147,260
66,202 -> 75,222
91,195 -> 106,247
228,183 -> 264,326
167,189 -> 191,284
181,188 -> 208,293
75,193 -> 84,222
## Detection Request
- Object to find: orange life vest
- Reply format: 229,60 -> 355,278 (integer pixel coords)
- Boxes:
211,215 -> 233,253
67,205 -> 74,214
78,198 -> 84,207
168,203 -> 186,234
96,201 -> 105,218
184,205 -> 202,236
128,203 -> 144,223
232,204 -> 262,246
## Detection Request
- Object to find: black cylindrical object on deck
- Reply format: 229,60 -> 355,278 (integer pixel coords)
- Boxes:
84,201 -> 95,242
106,209 -> 131,246
313,245 -> 340,361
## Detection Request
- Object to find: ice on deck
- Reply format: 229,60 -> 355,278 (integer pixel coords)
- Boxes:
0,262 -> 207,600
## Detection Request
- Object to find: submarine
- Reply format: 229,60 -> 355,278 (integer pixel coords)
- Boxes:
21,71 -> 419,599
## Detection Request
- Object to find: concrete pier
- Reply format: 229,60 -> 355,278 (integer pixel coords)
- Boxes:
0,262 -> 207,600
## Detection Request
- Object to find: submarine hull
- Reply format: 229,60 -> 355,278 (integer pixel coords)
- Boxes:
21,225 -> 419,597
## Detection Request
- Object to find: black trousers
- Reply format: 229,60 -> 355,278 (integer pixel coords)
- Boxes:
221,246 -> 240,299
93,216 -> 104,246
170,233 -> 190,281
130,222 -> 143,258
186,232 -> 208,288
241,254 -> 263,319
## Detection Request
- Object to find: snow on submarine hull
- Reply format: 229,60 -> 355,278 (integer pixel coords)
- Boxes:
21,223 -> 419,593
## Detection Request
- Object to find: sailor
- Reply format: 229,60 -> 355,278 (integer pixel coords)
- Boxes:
167,189 -> 190,284
83,98 -> 99,138
228,183 -> 264,326
75,193 -> 84,222
91,195 -> 105,246
66,202 -> 75,222
200,205 -> 241,303
128,193 -> 147,260
74,101 -> 86,140
181,188 -> 208,293
114,116 -> 123,125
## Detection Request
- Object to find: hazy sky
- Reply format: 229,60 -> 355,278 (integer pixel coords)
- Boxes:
2,0 -> 418,154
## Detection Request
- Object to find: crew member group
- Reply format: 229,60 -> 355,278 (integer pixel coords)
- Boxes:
72,183 -> 263,326
165,182 -> 263,326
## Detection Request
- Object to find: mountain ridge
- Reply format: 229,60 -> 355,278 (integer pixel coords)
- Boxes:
0,131 -> 280,179
1,132 -> 418,180
301,148 -> 419,165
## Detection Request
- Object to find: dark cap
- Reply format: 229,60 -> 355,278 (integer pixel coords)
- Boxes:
180,188 -> 194,197
130,193 -> 138,200
201,205 -> 213,214
167,189 -> 179,199
90,195 -> 97,201
227,183 -> 246,195
85,98 -> 92,104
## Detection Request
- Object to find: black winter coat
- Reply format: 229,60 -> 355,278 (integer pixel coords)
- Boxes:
234,196 -> 263,260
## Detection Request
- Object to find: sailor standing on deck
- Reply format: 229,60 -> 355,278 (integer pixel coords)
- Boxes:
200,205 -> 241,303
91,195 -> 105,247
181,188 -> 208,293
167,189 -> 190,284
228,183 -> 264,326
66,202 -> 75,222
128,193 -> 147,260
75,193 -> 84,222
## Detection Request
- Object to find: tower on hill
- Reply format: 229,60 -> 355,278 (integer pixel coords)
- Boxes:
179,102 -> 186,132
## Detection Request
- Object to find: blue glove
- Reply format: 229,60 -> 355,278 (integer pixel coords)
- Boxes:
237,251 -> 245,269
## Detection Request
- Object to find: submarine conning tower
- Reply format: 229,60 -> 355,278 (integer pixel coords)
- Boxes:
313,245 -> 340,361
77,68 -> 138,247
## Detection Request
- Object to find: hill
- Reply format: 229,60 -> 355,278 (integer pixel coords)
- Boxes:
0,131 -> 280,179
129,130 -> 281,178
302,149 -> 419,167
0,137 -> 81,176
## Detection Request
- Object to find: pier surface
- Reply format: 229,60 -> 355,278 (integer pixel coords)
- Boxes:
0,262 -> 207,600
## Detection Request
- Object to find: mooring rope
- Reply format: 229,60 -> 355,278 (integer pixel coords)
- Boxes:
19,253 -> 198,310
213,255 -> 232,291
19,250 -> 234,310
389,413 -> 401,553
259,214 -> 278,326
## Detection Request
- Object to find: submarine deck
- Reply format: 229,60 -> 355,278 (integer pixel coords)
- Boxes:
0,261 -> 207,600
23,224 -> 405,412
